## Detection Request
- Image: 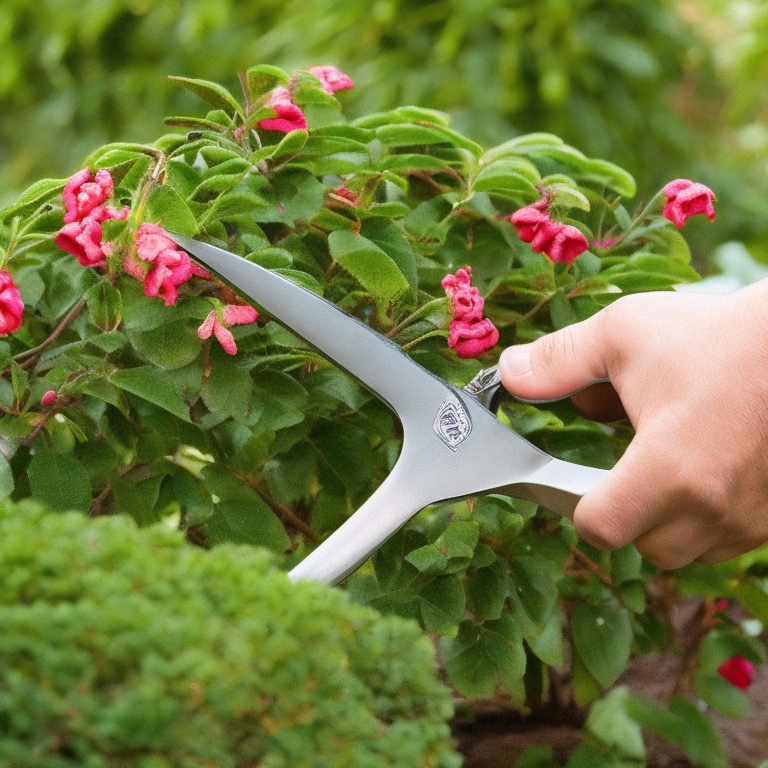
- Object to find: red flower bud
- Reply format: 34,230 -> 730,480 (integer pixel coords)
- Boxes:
441,266 -> 499,358
306,66 -> 354,94
41,390 -> 57,408
257,87 -> 308,133
0,270 -> 24,336
508,204 -> 588,264
717,655 -> 755,690
662,179 -> 716,229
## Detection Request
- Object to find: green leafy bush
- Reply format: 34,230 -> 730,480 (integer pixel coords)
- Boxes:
0,498 -> 460,767
1,63 -> 766,765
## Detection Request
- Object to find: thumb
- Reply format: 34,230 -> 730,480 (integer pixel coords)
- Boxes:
498,316 -> 612,402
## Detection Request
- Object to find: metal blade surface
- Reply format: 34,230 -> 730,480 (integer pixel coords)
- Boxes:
170,233 -> 454,417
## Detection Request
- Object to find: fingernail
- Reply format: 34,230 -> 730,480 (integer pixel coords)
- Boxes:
500,345 -> 532,378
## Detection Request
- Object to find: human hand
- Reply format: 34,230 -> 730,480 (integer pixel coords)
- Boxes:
498,280 -> 768,569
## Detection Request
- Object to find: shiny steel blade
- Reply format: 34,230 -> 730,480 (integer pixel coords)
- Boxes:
170,234 -> 608,585
169,233 -> 453,417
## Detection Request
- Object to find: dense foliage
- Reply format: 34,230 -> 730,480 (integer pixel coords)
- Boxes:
0,0 -> 715,198
1,63 -> 767,765
0,499 -> 459,766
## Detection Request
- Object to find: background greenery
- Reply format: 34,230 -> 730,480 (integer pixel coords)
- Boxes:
2,0 -> 768,266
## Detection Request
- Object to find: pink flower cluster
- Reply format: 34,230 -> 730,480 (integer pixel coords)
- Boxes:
508,201 -> 589,265
198,304 -> 260,356
127,223 -> 211,307
661,179 -> 716,229
0,270 -> 24,336
55,169 -> 128,268
256,66 -> 354,134
441,267 -> 499,358
717,655 -> 755,690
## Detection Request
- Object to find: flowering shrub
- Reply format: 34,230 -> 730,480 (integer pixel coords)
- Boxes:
1,63 -> 766,764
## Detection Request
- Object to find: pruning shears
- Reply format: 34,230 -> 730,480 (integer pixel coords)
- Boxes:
170,234 -> 608,585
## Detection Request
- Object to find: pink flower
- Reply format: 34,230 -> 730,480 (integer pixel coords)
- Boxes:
257,87 -> 308,133
0,270 -> 24,336
441,267 -> 485,322
441,266 -> 499,358
56,216 -> 110,268
221,304 -> 259,325
508,203 -> 550,244
330,186 -> 360,206
448,318 -> 500,359
62,168 -> 115,223
133,223 -> 207,307
41,390 -> 57,407
547,224 -> 590,264
306,66 -> 354,94
662,179 -> 716,229
56,169 -> 128,268
508,203 -> 589,265
717,656 -> 755,690
198,304 -> 259,355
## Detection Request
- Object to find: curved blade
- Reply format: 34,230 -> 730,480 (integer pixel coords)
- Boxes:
169,233 -> 452,416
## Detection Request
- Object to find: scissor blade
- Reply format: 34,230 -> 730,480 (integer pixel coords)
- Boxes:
169,233 -> 453,415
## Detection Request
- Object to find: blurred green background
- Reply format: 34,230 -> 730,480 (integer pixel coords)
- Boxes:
2,0 -> 767,269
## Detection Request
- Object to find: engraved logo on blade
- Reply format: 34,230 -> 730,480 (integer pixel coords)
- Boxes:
433,396 -> 471,451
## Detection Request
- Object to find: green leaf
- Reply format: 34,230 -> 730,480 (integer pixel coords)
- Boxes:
27,449 -> 92,512
268,129 -> 308,161
375,122 -> 478,154
483,133 -> 565,163
201,465 -> 289,552
111,475 -> 164,526
694,671 -> 751,718
585,687 -> 645,761
0,453 -> 14,500
200,355 -> 253,421
466,560 -> 509,620
0,177 -> 65,221
360,218 -> 418,291
128,318 -> 203,371
85,280 -> 123,332
435,520 -> 480,560
473,159 -> 541,200
498,402 -> 564,437
418,575 -> 465,634
146,184 -> 199,236
245,64 -> 289,101
168,75 -> 244,117
572,601 -> 633,689
526,609 -> 565,667
9,360 -> 28,410
328,229 -> 411,304
542,181 -> 591,211
375,153 -> 452,173
625,696 -> 727,768
447,615 -> 526,699
405,544 -> 448,575
111,366 -> 190,421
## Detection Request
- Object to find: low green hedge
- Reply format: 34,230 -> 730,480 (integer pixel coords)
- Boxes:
0,500 -> 460,767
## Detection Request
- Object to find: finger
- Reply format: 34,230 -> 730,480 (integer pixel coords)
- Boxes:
498,313 -> 613,402
632,518 -> 715,570
572,434 -> 667,552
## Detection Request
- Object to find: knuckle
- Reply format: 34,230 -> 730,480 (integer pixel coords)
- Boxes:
572,504 -> 633,552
